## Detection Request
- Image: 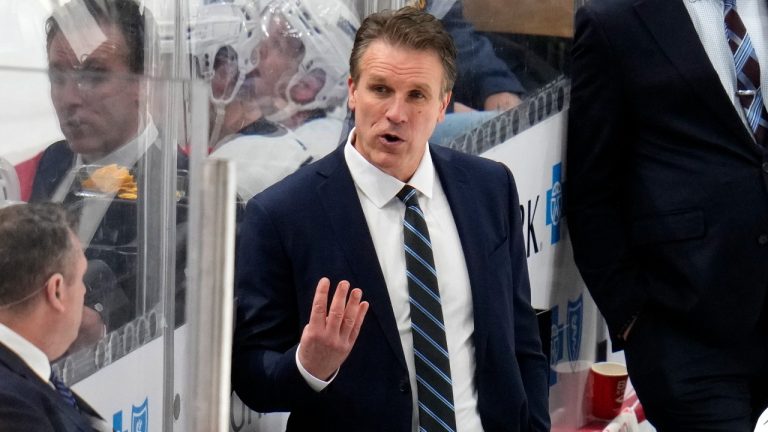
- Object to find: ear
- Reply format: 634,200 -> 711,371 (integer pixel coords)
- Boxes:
347,76 -> 357,112
43,273 -> 66,313
437,90 -> 452,123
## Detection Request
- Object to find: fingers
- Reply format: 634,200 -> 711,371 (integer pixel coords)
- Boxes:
347,297 -> 369,345
339,288 -> 365,341
308,277 -> 368,338
299,279 -> 368,380
308,277 -> 331,329
326,280 -> 350,331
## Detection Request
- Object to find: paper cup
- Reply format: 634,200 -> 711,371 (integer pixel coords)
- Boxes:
589,362 -> 628,420
550,360 -> 591,428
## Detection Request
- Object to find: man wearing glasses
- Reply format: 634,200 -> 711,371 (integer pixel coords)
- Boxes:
29,0 -> 181,346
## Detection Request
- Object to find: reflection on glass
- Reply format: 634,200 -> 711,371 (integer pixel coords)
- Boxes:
421,0 -> 572,149
190,0 -> 357,201
122,322 -> 136,354
0,0 -> 190,386
95,337 -> 109,369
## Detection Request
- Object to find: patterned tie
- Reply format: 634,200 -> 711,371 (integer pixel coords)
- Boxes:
50,370 -> 79,411
723,0 -> 768,146
397,185 -> 456,432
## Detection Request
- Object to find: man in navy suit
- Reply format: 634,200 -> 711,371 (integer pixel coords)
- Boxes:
233,6 -> 549,431
32,0 -> 188,335
0,203 -> 110,431
567,0 -> 768,430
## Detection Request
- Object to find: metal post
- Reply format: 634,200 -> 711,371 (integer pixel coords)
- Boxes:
185,158 -> 236,432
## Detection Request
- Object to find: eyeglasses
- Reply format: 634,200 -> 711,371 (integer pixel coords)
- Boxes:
48,67 -> 136,93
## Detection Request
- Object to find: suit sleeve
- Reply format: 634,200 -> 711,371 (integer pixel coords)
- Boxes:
231,199 -> 319,412
566,5 -> 649,343
444,0 -> 525,109
504,165 -> 551,431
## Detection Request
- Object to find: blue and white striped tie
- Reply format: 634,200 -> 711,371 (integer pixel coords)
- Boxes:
50,370 -> 79,411
724,0 -> 768,146
397,185 -> 456,432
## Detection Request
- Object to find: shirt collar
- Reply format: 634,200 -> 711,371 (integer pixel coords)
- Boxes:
0,323 -> 51,383
344,128 -> 435,208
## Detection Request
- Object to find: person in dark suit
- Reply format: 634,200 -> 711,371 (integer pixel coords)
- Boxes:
31,0 -> 188,337
567,0 -> 768,430
233,6 -> 549,431
433,0 -> 525,111
0,202 -> 111,431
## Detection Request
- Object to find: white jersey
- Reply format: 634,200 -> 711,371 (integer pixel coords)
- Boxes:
292,116 -> 345,162
211,124 -> 311,201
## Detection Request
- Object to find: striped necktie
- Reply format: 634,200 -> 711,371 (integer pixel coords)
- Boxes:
723,0 -> 768,146
50,370 -> 79,411
397,185 -> 456,432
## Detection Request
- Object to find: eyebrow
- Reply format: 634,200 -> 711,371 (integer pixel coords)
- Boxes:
365,74 -> 388,85
366,74 -> 434,95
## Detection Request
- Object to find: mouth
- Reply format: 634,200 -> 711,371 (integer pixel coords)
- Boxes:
62,116 -> 88,136
246,68 -> 261,79
379,132 -> 404,145
63,118 -> 81,131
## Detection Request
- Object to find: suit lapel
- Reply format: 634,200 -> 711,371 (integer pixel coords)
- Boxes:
0,343 -> 36,382
30,142 -> 76,201
430,146 -> 490,358
315,148 -> 407,369
0,344 -> 94,431
633,0 -> 756,144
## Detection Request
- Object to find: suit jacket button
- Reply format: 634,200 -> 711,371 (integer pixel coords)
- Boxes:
759,234 -> 768,245
399,378 -> 410,394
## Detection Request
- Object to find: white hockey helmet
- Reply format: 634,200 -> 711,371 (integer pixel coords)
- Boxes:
189,0 -> 263,104
259,0 -> 359,120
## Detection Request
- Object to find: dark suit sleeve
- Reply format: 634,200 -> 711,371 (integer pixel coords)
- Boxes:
504,165 -> 550,431
566,5 -> 649,342
444,0 -> 525,109
0,391 -> 56,432
231,199 -> 318,412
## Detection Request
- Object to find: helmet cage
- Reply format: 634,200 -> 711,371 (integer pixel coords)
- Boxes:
189,1 -> 262,104
259,0 -> 358,114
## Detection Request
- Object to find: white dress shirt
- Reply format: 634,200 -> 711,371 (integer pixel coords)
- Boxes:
683,0 -> 768,131
50,119 -> 159,246
51,118 -> 159,203
297,129 -> 484,431
0,323 -> 51,384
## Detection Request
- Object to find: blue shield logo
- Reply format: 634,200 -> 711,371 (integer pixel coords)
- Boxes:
545,163 -> 564,245
131,398 -> 148,432
549,305 -> 564,386
567,294 -> 583,361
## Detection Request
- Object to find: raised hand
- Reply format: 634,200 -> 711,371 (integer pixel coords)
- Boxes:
298,278 -> 369,380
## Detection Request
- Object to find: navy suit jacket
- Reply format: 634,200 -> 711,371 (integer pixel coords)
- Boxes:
567,0 -> 768,346
0,343 -> 105,431
30,140 -> 190,329
233,145 -> 549,431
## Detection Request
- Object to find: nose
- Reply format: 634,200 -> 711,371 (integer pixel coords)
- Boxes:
52,77 -> 85,110
385,96 -> 407,124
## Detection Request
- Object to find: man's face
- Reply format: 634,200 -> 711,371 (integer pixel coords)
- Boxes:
246,16 -> 303,102
63,233 -> 87,346
289,68 -> 325,104
348,41 -> 450,182
48,24 -> 140,161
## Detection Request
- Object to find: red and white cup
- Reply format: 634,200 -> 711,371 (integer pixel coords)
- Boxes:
589,362 -> 629,420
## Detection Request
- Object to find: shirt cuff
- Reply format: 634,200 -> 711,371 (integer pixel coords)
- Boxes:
295,344 -> 338,392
